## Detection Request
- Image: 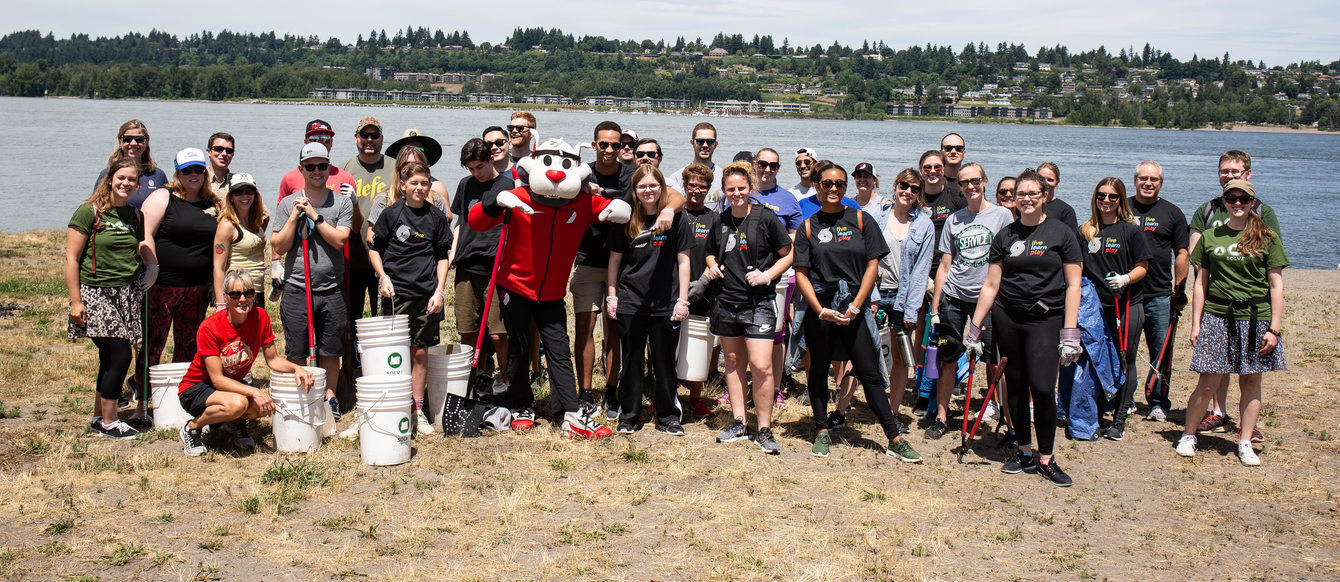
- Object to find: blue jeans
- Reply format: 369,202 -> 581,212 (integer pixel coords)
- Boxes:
1141,295 -> 1174,410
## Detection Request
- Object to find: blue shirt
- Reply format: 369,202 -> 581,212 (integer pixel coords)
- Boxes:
798,194 -> 861,220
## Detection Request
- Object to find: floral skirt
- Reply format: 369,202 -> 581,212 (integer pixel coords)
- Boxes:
68,284 -> 142,343
1189,312 -> 1285,375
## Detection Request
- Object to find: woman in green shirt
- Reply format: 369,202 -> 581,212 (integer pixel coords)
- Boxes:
65,157 -> 153,439
1176,180 -> 1287,467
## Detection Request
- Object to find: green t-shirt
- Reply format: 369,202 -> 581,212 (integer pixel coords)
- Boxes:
1189,223 -> 1288,320
1189,198 -> 1281,238
68,203 -> 143,287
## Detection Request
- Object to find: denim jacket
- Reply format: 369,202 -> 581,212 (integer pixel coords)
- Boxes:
891,211 -> 935,325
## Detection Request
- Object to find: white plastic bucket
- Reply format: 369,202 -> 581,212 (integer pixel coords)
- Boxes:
355,374 -> 413,466
359,335 -> 411,376
675,315 -> 718,381
355,314 -> 409,335
149,363 -> 193,431
426,344 -> 474,422
269,367 -> 327,453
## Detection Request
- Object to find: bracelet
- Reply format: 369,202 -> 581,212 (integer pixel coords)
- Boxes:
215,302 -> 227,310
1268,328 -> 1282,337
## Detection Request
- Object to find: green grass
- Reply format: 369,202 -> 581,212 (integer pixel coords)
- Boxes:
98,542 -> 145,566
44,517 -> 74,536
0,277 -> 65,297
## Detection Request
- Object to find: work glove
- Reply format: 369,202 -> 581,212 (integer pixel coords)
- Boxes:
1172,287 -> 1189,313
338,183 -> 356,197
136,264 -> 159,292
605,296 -> 618,320
1058,327 -> 1083,366
928,311 -> 940,326
688,273 -> 711,303
495,191 -> 534,215
671,299 -> 689,322
1105,272 -> 1131,290
270,259 -> 285,282
963,320 -> 984,361
378,274 -> 396,298
598,199 -> 633,224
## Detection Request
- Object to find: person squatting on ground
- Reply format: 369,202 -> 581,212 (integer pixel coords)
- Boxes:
969,169 -> 1083,486
368,161 -> 453,436
1176,179 -> 1287,466
704,161 -> 794,454
793,164 -> 922,462
176,270 -> 315,456
606,165 -> 693,435
67,157 -> 154,439
1079,178 -> 1151,441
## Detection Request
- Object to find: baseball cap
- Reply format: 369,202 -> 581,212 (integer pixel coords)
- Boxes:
227,173 -> 258,191
304,119 -> 334,138
1222,179 -> 1255,198
174,148 -> 207,170
795,147 -> 818,160
853,162 -> 878,178
355,117 -> 382,133
732,151 -> 755,163
299,142 -> 330,162
621,129 -> 638,141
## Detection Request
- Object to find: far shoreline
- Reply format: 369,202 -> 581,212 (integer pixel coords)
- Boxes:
26,94 -> 1339,136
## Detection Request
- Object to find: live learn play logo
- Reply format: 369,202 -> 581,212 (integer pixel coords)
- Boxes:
387,352 -> 403,369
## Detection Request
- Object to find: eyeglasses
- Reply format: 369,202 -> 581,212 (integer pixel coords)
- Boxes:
1218,169 -> 1246,177
941,145 -> 965,153
225,289 -> 257,300
921,164 -> 943,171
506,124 -> 531,134
957,177 -> 985,187
1135,176 -> 1161,183
1015,190 -> 1046,199
596,141 -> 620,151
179,166 -> 207,175
685,182 -> 709,192
755,161 -> 780,171
694,138 -> 717,146
634,150 -> 659,159
1223,194 -> 1256,205
358,131 -> 382,140
635,184 -> 660,192
303,162 -> 329,172
209,146 -> 235,155
795,159 -> 813,167
1096,192 -> 1122,202
896,182 -> 922,194
819,179 -> 847,189
619,141 -> 636,150
120,135 -> 147,144
486,139 -> 507,148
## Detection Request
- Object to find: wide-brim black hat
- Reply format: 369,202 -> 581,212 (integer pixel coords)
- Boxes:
386,129 -> 443,166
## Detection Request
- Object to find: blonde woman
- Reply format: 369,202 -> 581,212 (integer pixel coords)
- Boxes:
212,173 -> 269,311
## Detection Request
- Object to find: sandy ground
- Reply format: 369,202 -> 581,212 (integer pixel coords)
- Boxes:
0,230 -> 1337,581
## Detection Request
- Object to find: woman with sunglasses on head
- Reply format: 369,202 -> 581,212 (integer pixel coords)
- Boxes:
176,270 -> 314,456
968,169 -> 1083,486
605,166 -> 694,435
794,164 -> 921,461
1176,180 -> 1286,467
95,120 -> 168,209
134,148 -> 221,420
212,174 -> 269,313
1080,178 -> 1151,441
67,157 -> 154,439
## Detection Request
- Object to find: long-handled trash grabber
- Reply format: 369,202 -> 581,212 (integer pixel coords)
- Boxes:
968,356 -> 1009,443
958,355 -> 979,464
301,216 -> 317,368
1143,310 -> 1179,400
444,210 -> 511,436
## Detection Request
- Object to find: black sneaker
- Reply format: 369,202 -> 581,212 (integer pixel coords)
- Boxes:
827,411 -> 846,430
616,421 -> 636,434
180,424 -> 206,456
328,396 -> 341,421
755,427 -> 781,455
924,419 -> 948,440
96,419 -> 139,440
125,415 -> 153,431
1037,459 -> 1074,487
716,418 -> 749,443
658,419 -> 685,437
1001,450 -> 1036,474
998,427 -> 1018,451
894,417 -> 910,435
1103,423 -> 1125,442
912,396 -> 930,416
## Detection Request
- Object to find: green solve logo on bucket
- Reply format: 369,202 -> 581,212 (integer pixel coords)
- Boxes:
398,417 -> 410,434
387,352 -> 403,369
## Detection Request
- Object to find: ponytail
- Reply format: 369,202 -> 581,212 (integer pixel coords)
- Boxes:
1236,211 -> 1275,256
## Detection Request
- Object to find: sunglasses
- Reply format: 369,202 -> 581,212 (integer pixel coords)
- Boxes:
303,162 -> 329,172
209,146 -> 235,155
506,124 -> 531,133
596,141 -> 620,151
309,136 -> 333,143
996,189 -> 1015,196
634,150 -> 659,159
795,160 -> 813,167
941,145 -> 965,152
486,139 -> 508,148
820,179 -> 847,189
179,166 -> 207,175
225,289 -> 257,300
957,177 -> 985,187
120,135 -> 147,144
358,131 -> 382,140
897,182 -> 922,194
694,138 -> 717,146
1096,192 -> 1122,202
1223,194 -> 1256,205
756,161 -> 781,171
922,164 -> 943,171
231,188 -> 257,196
619,141 -> 636,150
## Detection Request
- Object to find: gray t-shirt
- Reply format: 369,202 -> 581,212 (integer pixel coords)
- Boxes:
939,203 -> 1013,301
272,189 -> 354,292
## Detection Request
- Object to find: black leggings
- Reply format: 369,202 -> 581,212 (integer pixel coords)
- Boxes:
992,308 -> 1062,456
500,288 -> 578,414
616,315 -> 680,425
1101,300 -> 1144,425
91,337 -> 133,400
803,307 -> 900,441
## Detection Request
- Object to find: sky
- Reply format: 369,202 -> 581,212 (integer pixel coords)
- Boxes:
5,0 -> 1338,68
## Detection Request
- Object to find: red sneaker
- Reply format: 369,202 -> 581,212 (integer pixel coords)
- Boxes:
1197,412 -> 1229,433
563,411 -> 612,439
686,397 -> 713,417
510,408 -> 536,431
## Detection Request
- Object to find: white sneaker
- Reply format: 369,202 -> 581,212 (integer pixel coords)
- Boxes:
1146,406 -> 1167,422
415,409 -> 434,435
1175,434 -> 1197,457
339,424 -> 360,440
1238,442 -> 1261,466
983,400 -> 1000,422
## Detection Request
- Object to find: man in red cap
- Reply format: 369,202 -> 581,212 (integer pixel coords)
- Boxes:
276,120 -> 357,203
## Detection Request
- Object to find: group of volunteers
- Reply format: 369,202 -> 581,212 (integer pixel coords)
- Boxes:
65,113 -> 1286,481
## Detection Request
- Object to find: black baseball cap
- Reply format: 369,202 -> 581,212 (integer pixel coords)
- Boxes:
305,119 -> 335,138
853,162 -> 878,177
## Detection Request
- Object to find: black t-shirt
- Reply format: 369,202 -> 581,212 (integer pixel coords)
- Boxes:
574,163 -> 635,269
1129,196 -> 1190,297
608,213 -> 695,316
370,200 -> 453,298
1081,220 -> 1153,305
923,186 -> 967,265
683,206 -> 718,281
793,208 -> 888,294
1047,198 -> 1081,238
705,204 -> 792,306
989,217 -> 1082,312
157,195 -> 218,287
451,174 -> 515,275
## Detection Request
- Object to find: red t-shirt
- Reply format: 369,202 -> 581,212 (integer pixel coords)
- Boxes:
276,166 -> 357,205
178,308 -> 276,394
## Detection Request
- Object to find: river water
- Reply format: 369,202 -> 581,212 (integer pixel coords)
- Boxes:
1,96 -> 1336,268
